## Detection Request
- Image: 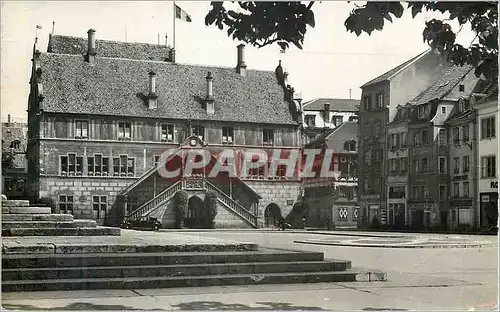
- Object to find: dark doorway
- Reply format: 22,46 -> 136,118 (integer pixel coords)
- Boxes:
440,211 -> 448,230
264,204 -> 282,227
185,196 -> 205,228
411,210 -> 424,230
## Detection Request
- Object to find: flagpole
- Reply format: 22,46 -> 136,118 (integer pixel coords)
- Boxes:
173,0 -> 176,50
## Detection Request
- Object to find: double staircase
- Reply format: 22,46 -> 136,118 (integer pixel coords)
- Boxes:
125,177 -> 258,228
1,199 -> 120,237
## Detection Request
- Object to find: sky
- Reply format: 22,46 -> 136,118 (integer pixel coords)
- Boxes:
1,1 -> 476,122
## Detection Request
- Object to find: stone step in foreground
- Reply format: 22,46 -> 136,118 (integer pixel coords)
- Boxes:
2,249 -> 324,268
1,247 -> 386,292
2,198 -> 120,237
2,227 -> 120,237
2,207 -> 51,214
1,260 -> 349,280
1,200 -> 30,207
2,220 -> 97,229
2,269 -> 387,292
1,214 -> 74,222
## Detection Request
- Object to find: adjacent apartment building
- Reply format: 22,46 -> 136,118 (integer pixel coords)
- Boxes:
1,115 -> 28,199
358,49 -> 450,227
406,65 -> 480,230
476,87 -> 498,229
26,29 -> 304,228
302,98 -> 359,144
302,120 -> 359,229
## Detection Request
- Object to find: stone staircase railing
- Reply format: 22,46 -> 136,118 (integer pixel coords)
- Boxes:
204,180 -> 258,228
125,181 -> 182,221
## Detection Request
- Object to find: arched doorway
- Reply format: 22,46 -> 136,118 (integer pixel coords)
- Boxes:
264,204 -> 282,228
185,196 -> 205,228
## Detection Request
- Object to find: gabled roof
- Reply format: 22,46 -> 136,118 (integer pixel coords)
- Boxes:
37,49 -> 297,124
47,35 -> 171,62
361,49 -> 430,88
302,98 -> 360,112
324,121 -> 359,152
409,64 -> 474,106
304,121 -> 359,152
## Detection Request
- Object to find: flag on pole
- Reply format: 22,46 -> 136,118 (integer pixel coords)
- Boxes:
175,4 -> 192,22
36,25 -> 42,29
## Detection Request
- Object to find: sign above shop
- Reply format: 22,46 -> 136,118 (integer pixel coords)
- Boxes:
490,181 -> 498,189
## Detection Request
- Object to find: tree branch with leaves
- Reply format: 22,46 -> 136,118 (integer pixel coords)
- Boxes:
205,1 -> 498,80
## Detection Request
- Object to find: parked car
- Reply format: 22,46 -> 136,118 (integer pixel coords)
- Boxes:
121,217 -> 162,231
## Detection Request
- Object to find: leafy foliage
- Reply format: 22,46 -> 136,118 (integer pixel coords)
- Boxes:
38,197 -> 57,213
203,191 -> 218,229
205,1 -> 315,51
174,190 -> 189,229
205,1 -> 498,80
285,200 -> 309,228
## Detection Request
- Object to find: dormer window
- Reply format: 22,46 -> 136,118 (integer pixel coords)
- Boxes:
459,84 -> 465,92
441,106 -> 446,114
161,124 -> 174,142
331,116 -> 343,127
305,115 -> 316,127
344,140 -> 356,151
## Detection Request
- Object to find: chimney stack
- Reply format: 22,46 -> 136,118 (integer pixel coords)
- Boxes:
236,44 -> 247,76
147,71 -> 158,109
323,102 -> 330,126
8,114 -> 11,125
86,29 -> 96,63
283,72 -> 289,86
205,71 -> 215,115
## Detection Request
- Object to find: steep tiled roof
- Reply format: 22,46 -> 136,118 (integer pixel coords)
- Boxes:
1,124 -> 27,168
409,64 -> 474,106
302,98 -> 359,112
47,35 -> 172,62
361,50 -> 430,88
304,121 -> 358,151
38,53 -> 297,125
324,121 -> 359,152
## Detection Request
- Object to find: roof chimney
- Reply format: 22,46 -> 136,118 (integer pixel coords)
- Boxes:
236,44 -> 247,77
323,102 -> 330,126
147,71 -> 158,110
8,114 -> 11,125
205,71 -> 215,115
86,29 -> 96,64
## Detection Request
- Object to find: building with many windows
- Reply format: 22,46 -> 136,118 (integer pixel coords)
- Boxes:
26,29 -> 304,228
302,98 -> 359,144
476,86 -> 498,230
358,49 -> 450,227
302,120 -> 359,229
406,64 -> 479,230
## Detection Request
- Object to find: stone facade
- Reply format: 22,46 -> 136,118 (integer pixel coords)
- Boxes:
26,29 -> 304,229
245,180 -> 301,227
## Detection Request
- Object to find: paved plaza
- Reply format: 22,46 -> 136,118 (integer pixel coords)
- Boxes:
2,230 -> 499,311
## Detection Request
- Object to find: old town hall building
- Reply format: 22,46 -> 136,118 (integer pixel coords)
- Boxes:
27,29 -> 304,228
